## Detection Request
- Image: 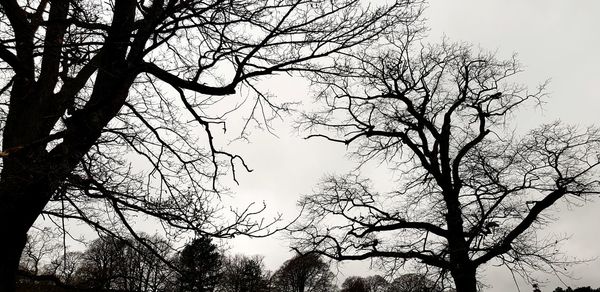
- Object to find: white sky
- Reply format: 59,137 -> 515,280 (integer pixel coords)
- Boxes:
224,1 -> 600,291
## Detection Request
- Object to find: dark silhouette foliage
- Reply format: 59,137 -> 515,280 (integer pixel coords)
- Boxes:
553,287 -> 600,292
219,255 -> 270,292
341,276 -> 369,292
17,234 -> 173,292
16,233 -> 284,292
387,274 -> 442,292
271,254 -> 335,292
340,275 -> 390,292
71,235 -> 173,291
176,237 -> 222,292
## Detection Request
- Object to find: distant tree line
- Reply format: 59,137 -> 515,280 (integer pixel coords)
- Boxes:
17,231 -> 446,292
552,287 -> 600,292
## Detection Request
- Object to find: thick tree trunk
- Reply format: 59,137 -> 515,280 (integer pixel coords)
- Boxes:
0,213 -> 28,292
451,265 -> 478,292
444,191 -> 478,292
0,157 -> 55,292
0,2 -> 137,291
0,192 -> 45,292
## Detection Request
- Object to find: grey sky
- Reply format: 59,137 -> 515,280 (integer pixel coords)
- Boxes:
223,1 -> 600,291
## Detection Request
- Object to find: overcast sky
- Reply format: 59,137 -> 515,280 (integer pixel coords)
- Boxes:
222,1 -> 600,291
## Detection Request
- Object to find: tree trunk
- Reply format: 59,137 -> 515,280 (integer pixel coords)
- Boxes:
0,217 -> 28,292
451,265 -> 478,292
0,194 -> 43,292
444,191 -> 478,292
0,3 -> 136,290
0,158 -> 55,292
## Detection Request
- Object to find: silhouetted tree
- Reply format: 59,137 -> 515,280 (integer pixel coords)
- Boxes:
341,276 -> 369,292
271,254 -> 335,292
77,237 -> 130,289
342,275 -> 389,292
17,228 -> 86,289
387,274 -> 442,292
0,0 -> 420,290
364,275 -> 389,292
176,237 -> 222,292
17,233 -> 175,291
553,287 -> 600,292
76,235 -> 173,291
18,229 -> 61,276
292,34 -> 600,292
44,251 -> 84,287
218,255 -> 270,292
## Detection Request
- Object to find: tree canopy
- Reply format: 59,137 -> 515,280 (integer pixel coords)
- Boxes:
0,0 -> 419,290
291,34 -> 600,291
271,253 -> 335,292
2,1 -> 598,291
177,237 -> 222,292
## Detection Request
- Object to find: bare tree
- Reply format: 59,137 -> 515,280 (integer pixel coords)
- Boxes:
45,251 -> 84,287
217,254 -> 270,292
342,275 -> 389,292
271,253 -> 335,292
18,228 -> 61,276
76,234 -> 174,291
0,0 -> 421,290
16,233 -> 174,291
341,276 -> 369,292
291,36 -> 600,292
365,275 -> 389,292
387,274 -> 442,292
73,237 -> 124,289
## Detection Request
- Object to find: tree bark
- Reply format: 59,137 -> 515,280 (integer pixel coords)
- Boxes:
0,91 -> 64,291
0,180 -> 51,292
451,265 -> 478,292
0,212 -> 28,292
